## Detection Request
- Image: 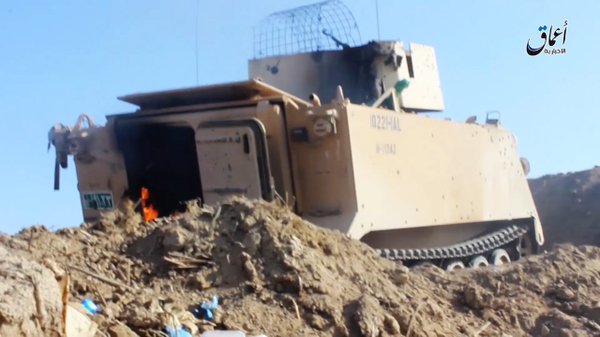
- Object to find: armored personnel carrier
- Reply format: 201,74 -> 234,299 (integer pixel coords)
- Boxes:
48,1 -> 543,270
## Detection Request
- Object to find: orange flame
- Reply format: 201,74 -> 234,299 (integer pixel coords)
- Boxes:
141,187 -> 158,222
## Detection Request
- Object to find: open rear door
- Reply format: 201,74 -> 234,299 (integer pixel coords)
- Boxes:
195,119 -> 273,205
115,121 -> 203,217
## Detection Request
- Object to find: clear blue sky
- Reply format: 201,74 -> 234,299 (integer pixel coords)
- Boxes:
0,1 -> 598,233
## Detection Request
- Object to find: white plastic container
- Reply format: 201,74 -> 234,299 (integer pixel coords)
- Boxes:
201,331 -> 246,337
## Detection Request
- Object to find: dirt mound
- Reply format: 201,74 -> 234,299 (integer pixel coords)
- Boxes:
0,245 -> 64,337
2,197 -> 600,336
530,166 -> 600,247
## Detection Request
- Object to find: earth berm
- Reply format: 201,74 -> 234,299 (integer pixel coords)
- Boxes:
1,196 -> 600,337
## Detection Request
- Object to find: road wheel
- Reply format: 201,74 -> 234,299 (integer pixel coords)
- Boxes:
468,255 -> 489,268
491,248 -> 511,266
444,260 -> 465,272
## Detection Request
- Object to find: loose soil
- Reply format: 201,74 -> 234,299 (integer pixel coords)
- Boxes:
2,196 -> 600,337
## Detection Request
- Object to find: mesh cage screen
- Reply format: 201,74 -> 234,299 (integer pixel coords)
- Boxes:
254,0 -> 361,58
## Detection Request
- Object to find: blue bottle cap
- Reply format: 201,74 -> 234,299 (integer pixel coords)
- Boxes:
82,298 -> 99,315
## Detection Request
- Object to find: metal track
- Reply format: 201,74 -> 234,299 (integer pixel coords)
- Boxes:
377,225 -> 527,261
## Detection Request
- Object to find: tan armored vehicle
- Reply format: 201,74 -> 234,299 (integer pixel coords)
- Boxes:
48,1 -> 543,269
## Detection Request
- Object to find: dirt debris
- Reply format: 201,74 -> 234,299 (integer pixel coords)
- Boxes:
1,197 -> 600,337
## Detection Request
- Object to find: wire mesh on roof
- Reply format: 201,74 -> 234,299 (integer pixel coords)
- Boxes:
254,0 -> 361,58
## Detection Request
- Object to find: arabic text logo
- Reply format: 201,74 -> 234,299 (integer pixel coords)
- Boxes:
527,20 -> 568,56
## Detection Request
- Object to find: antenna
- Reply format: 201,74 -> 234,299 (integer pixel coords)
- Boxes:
194,0 -> 200,85
254,0 -> 361,58
375,0 -> 381,40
